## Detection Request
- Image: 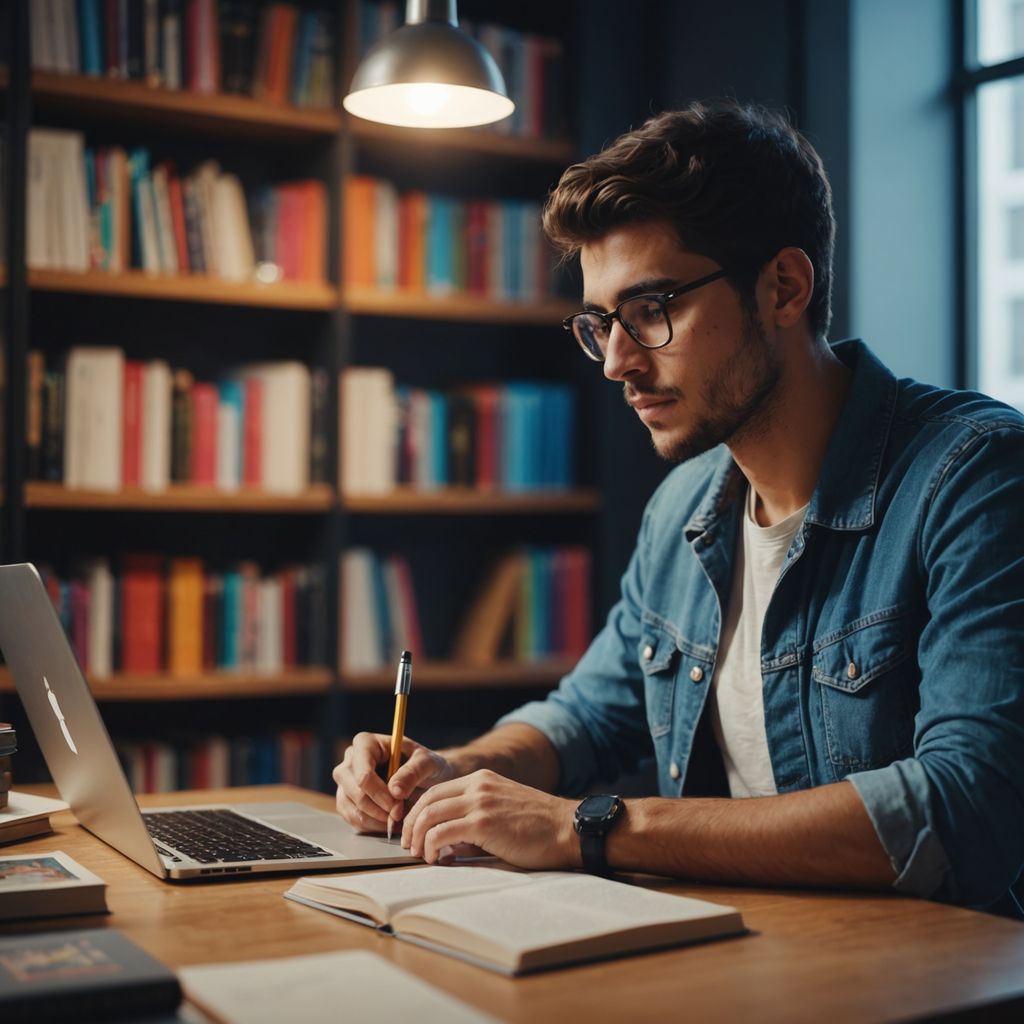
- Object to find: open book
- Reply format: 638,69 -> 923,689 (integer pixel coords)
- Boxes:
285,865 -> 745,975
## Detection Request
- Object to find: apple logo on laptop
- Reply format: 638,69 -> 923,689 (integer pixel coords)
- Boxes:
44,676 -> 78,754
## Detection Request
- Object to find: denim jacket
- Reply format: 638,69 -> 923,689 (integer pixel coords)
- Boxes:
499,340 -> 1024,916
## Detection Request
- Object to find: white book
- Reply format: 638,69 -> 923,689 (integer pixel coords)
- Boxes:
216,394 -> 242,491
143,0 -> 160,82
60,131 -> 91,271
213,173 -> 255,282
150,164 -> 179,274
64,346 -> 124,491
62,0 -> 81,73
339,367 -> 396,494
192,161 -> 221,277
382,557 -> 409,661
140,360 -> 172,491
256,578 -> 283,673
243,362 -> 310,494
180,950 -> 500,1024
48,0 -> 70,72
339,548 -> 383,672
155,744 -> 176,793
81,558 -> 114,678
374,180 -> 399,289
207,736 -> 230,788
26,131 -> 52,268
409,389 -> 433,489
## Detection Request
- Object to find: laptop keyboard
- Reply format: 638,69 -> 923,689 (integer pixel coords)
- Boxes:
142,808 -> 335,865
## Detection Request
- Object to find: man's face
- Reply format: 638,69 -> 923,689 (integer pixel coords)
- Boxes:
579,221 -> 782,463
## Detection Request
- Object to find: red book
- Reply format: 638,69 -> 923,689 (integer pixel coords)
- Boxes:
242,376 -> 263,487
343,177 -> 377,288
190,382 -> 219,485
121,554 -> 165,673
122,361 -> 144,487
274,185 -> 299,281
559,547 -> 591,658
281,569 -> 297,667
266,4 -> 299,104
191,744 -> 210,790
391,556 -> 424,659
466,201 -> 489,296
167,170 -> 190,274
472,386 -> 501,489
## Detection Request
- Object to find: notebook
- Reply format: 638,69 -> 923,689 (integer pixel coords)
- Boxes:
0,562 -> 418,880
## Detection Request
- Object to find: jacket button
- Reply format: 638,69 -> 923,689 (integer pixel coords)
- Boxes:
847,661 -> 859,680
689,665 -> 704,683
643,644 -> 654,661
669,762 -> 681,780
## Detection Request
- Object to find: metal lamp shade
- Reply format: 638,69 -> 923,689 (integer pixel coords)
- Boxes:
343,20 -> 514,129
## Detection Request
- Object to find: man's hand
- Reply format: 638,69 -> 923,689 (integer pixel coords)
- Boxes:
400,769 -> 581,869
333,732 -> 455,833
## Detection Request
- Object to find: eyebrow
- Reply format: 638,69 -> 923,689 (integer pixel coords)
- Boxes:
581,277 -> 680,313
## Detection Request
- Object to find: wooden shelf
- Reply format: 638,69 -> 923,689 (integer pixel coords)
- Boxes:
27,269 -> 339,309
348,117 -> 574,163
342,659 -> 575,691
30,71 -> 341,141
0,667 -> 335,701
24,482 -> 336,512
344,287 -> 576,324
341,487 -> 601,515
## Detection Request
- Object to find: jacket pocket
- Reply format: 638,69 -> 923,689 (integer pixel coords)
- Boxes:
812,609 -> 916,771
638,624 -> 679,738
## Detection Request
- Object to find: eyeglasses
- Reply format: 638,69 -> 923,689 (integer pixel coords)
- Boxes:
561,269 -> 729,362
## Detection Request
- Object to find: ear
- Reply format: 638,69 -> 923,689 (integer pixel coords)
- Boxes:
763,247 -> 814,329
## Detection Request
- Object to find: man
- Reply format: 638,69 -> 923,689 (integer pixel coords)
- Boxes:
334,102 -> 1024,917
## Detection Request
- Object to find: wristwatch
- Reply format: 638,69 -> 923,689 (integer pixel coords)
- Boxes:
574,794 -> 624,875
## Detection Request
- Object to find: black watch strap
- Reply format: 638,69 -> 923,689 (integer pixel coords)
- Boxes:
579,829 -> 611,875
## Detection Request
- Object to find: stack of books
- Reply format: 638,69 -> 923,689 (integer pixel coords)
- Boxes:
40,557 -> 329,678
343,177 -> 555,301
27,130 -> 327,281
31,0 -> 336,108
27,349 -> 327,496
340,368 -> 576,495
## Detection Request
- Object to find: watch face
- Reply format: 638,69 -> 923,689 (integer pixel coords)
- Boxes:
579,794 -> 618,820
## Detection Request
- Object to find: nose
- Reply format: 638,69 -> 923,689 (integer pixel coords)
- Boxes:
602,320 -> 650,382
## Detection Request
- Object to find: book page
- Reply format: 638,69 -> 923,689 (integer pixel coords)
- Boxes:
0,791 -> 69,825
395,873 -> 738,953
293,865 -> 534,918
180,950 -> 500,1024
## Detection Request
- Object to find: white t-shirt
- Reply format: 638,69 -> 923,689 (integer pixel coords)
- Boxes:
708,485 -> 808,798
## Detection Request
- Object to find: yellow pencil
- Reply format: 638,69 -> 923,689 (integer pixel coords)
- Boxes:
386,650 -> 412,841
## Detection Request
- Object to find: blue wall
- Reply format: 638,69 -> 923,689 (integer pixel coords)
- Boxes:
849,0 -> 956,386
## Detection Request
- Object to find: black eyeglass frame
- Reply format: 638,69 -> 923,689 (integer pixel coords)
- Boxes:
561,268 -> 729,361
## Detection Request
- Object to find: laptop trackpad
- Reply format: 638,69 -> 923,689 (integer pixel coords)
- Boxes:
241,802 -> 415,859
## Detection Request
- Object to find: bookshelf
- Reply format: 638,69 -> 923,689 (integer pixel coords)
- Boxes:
1,0 -> 591,793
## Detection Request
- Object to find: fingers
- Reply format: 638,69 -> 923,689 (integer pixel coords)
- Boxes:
401,793 -> 477,863
386,745 -> 453,819
335,790 -> 388,834
332,732 -> 396,826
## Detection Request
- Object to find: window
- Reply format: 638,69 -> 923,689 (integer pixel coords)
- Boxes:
966,0 -> 1024,409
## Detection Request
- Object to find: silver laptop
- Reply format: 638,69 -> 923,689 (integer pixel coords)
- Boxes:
0,562 -> 418,880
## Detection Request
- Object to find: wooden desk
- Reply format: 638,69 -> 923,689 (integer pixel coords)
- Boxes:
3,785 -> 1023,1023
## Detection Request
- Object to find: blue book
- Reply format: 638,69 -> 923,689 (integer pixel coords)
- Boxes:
217,380 -> 245,486
501,384 -> 532,491
370,553 -> 392,664
291,12 -> 315,105
84,148 -> 97,211
426,196 -> 454,294
531,548 -> 550,659
78,0 -> 104,74
429,392 -> 449,486
127,148 -> 151,270
220,571 -> 241,668
522,384 -> 543,487
504,201 -> 524,299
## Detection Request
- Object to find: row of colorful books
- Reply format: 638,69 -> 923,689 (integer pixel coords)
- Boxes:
343,176 -> 556,301
41,557 -> 329,677
359,1 -> 566,140
340,546 -> 591,672
28,348 -> 326,494
115,730 -> 325,794
31,0 -> 336,108
28,129 -> 327,281
340,367 -> 576,493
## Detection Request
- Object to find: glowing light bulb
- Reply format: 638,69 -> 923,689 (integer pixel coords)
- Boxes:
407,83 -> 452,116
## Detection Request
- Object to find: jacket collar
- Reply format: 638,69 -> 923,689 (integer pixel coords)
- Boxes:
684,339 -> 897,540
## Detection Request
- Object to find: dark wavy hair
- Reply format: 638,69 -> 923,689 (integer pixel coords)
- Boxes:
543,101 -> 836,340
